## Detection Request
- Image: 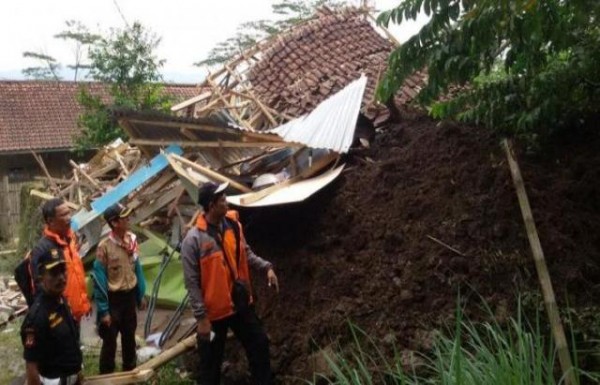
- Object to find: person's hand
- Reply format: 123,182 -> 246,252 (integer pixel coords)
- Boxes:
100,314 -> 112,327
196,317 -> 212,340
139,297 -> 148,311
267,268 -> 279,293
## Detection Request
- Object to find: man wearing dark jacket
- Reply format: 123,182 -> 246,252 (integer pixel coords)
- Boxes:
181,182 -> 279,385
93,204 -> 147,374
21,244 -> 83,385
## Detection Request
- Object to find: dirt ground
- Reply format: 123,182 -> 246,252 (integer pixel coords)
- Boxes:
199,111 -> 600,383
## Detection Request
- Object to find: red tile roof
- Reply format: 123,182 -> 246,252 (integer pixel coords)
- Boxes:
0,81 -> 202,153
247,8 -> 427,120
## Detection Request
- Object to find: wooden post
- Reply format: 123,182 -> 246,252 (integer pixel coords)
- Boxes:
0,171 -> 9,240
31,151 -> 60,193
503,139 -> 576,385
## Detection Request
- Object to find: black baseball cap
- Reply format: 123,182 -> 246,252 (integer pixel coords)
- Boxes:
37,248 -> 65,274
103,204 -> 132,223
198,182 -> 229,210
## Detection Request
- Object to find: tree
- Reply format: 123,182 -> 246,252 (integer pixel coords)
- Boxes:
195,0 -> 349,67
76,22 -> 171,149
22,52 -> 62,81
377,0 -> 600,143
22,20 -> 99,81
54,20 -> 101,81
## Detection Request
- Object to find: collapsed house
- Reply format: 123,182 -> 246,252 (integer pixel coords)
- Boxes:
28,7 -> 427,352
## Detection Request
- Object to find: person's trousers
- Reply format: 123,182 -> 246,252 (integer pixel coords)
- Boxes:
197,307 -> 272,385
98,289 -> 137,374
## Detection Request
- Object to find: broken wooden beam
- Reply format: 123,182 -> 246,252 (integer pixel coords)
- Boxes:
168,153 -> 252,193
30,190 -> 80,210
31,151 -> 59,193
129,138 -> 296,149
70,160 -> 102,190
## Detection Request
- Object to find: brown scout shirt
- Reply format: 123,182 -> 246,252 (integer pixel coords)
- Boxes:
96,232 -> 138,292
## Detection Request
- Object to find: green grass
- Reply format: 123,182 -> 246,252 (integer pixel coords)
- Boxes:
0,319 -> 26,384
310,301 -> 600,385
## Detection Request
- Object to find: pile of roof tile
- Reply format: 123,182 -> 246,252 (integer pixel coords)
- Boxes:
246,8 -> 427,122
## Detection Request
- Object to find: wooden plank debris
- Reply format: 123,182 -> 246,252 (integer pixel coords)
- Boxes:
168,153 -> 252,193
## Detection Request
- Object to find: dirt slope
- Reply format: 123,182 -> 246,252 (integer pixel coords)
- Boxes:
199,112 -> 600,383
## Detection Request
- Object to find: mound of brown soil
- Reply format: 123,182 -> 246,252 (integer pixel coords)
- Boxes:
204,112 -> 600,383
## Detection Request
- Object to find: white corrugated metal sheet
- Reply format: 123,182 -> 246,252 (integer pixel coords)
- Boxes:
268,75 -> 367,153
227,164 -> 345,207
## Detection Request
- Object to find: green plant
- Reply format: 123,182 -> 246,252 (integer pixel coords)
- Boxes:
310,300 -> 600,385
377,0 -> 600,144
75,22 -> 172,150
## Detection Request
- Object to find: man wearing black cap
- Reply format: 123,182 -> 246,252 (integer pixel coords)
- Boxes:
93,203 -> 147,374
21,246 -> 83,385
181,182 -> 279,385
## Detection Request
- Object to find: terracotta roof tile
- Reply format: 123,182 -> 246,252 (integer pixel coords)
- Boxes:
248,9 -> 421,118
0,81 -> 201,153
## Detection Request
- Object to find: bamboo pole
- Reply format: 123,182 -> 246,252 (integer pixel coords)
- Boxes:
137,334 -> 197,371
83,368 -> 154,384
503,139 -> 576,385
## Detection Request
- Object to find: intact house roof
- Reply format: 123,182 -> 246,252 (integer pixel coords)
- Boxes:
0,80 -> 202,154
246,7 -> 427,121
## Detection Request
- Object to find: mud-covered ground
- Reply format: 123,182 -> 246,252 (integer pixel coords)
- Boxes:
200,111 -> 600,383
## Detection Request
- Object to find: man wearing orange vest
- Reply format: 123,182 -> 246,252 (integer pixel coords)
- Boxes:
181,182 -> 279,385
31,198 -> 91,322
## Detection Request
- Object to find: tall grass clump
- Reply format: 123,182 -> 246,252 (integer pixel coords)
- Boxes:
311,301 -> 599,385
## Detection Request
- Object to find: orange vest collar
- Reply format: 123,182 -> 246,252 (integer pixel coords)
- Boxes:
196,210 -> 240,231
43,226 -> 74,246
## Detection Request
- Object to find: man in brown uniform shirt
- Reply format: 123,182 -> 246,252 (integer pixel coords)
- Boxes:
93,204 -> 147,374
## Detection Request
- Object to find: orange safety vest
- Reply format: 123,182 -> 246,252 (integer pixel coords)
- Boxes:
43,227 -> 91,321
195,211 -> 253,321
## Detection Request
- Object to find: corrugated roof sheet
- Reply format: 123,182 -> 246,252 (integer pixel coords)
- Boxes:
268,75 -> 367,153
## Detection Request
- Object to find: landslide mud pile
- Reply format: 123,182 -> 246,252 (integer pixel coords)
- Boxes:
205,112 -> 600,383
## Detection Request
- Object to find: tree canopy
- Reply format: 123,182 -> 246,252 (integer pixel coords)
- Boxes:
195,0 -> 349,67
22,20 -> 99,81
76,22 -> 171,149
377,0 -> 600,143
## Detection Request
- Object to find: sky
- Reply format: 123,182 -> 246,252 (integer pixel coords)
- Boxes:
0,0 -> 427,83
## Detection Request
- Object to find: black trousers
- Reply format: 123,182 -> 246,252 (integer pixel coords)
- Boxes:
99,289 -> 137,374
197,307 -> 272,385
